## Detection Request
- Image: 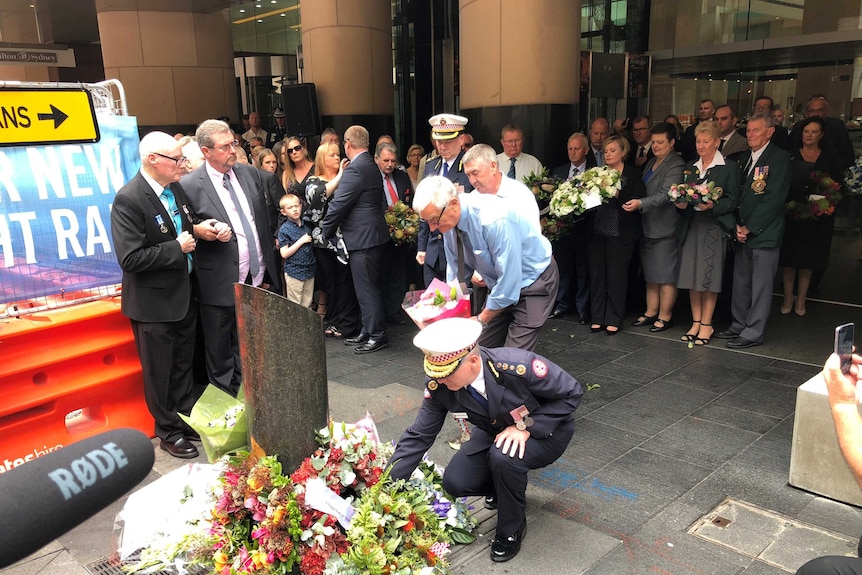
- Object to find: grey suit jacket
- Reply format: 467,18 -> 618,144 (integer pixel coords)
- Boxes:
639,154 -> 685,239
720,131 -> 749,159
181,162 -> 281,307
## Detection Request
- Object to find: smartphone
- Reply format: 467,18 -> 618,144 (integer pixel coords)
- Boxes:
834,323 -> 855,375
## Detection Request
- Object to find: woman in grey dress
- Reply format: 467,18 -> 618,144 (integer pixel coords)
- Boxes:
674,121 -> 740,346
626,122 -> 685,332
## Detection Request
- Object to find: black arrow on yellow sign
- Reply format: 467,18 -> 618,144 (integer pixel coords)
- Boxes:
37,104 -> 69,129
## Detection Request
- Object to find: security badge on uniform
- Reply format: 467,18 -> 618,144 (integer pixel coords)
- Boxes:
752,166 -> 769,194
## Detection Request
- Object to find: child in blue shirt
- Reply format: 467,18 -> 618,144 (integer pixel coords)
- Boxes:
277,194 -> 316,307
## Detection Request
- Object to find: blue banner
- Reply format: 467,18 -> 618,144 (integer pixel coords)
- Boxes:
0,114 -> 141,304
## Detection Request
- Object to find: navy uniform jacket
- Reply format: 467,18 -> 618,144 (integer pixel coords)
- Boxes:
417,151 -> 474,271
388,347 -> 583,480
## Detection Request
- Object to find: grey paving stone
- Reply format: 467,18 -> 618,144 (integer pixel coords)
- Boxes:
452,511 -> 620,574
535,324 -> 591,348
587,360 -> 667,385
734,434 -> 792,475
611,339 -> 703,373
542,487 -> 667,541
763,415 -> 795,441
683,461 -> 814,519
690,404 -> 783,435
640,416 -> 762,469
328,381 -> 423,425
760,520 -> 857,573
796,496 -> 862,540
715,379 -> 799,419
658,358 -> 757,394
561,418 -> 648,475
584,380 -> 718,437
750,363 -> 818,388
740,560 -> 796,574
593,447 -> 713,501
545,342 -> 629,377
336,360 -> 427,388
574,372 -> 643,417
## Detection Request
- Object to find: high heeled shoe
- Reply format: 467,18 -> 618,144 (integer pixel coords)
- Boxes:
680,320 -> 701,342
631,314 -> 657,327
694,323 -> 714,346
590,324 -> 603,333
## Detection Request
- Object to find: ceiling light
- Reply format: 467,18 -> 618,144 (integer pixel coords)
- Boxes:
280,13 -> 286,16
257,19 -> 263,23
239,9 -> 245,12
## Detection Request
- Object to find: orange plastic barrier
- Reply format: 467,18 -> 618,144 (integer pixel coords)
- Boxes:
0,297 -> 153,473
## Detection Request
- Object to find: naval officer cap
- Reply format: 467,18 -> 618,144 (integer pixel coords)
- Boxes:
429,113 -> 468,140
413,317 -> 482,378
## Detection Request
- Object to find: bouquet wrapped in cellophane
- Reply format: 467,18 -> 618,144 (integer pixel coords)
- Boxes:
402,278 -> 471,329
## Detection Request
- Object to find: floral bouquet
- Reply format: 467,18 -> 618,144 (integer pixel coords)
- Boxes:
844,155 -> 862,196
540,216 -> 571,242
667,181 -> 721,205
402,278 -> 471,329
522,168 -> 559,203
179,384 -> 248,463
122,417 -> 477,575
786,171 -> 843,221
549,166 -> 621,218
385,201 -> 420,245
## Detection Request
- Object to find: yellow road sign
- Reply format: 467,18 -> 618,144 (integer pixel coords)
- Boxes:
0,88 -> 100,147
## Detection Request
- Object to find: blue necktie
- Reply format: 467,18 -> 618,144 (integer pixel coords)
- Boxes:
442,161 -> 450,178
507,157 -> 516,178
161,187 -> 192,273
223,172 -> 260,278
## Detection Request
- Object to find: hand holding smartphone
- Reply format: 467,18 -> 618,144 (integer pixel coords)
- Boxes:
835,323 -> 855,375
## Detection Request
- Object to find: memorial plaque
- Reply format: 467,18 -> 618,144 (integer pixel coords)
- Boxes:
235,284 -> 328,471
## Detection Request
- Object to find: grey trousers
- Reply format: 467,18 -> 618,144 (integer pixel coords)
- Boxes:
729,244 -> 780,342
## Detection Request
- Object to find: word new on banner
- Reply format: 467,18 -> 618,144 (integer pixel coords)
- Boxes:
0,114 -> 141,305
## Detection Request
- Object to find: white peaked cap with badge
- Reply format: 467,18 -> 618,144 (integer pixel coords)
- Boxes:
428,113 -> 468,140
413,317 -> 483,378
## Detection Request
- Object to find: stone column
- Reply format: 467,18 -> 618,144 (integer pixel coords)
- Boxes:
300,0 -> 395,140
95,1 -> 237,130
459,0 -> 581,170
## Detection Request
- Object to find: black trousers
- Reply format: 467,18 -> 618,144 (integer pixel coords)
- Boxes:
198,303 -> 242,396
441,419 -> 575,539
129,300 -> 198,442
588,234 -> 636,328
552,222 -> 591,317
350,243 -> 388,340
315,247 -> 361,336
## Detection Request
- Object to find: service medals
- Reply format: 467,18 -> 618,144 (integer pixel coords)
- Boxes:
183,205 -> 193,222
510,405 -> 532,431
155,214 -> 168,234
752,166 -> 769,194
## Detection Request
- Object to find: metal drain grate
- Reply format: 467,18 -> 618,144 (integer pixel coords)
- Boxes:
85,551 -> 207,575
688,497 -> 858,573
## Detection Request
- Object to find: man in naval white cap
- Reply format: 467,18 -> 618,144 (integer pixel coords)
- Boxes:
387,317 -> 582,562
417,113 -> 474,287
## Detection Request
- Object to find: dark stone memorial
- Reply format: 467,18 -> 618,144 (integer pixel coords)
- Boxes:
235,284 -> 328,471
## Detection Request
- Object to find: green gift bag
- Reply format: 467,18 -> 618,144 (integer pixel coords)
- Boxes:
178,384 -> 248,462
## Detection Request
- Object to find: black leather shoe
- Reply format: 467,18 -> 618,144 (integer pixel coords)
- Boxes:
184,429 -> 201,442
579,317 -> 589,325
491,521 -> 527,562
715,329 -> 739,339
631,314 -> 657,327
649,318 -> 673,332
354,339 -> 389,354
548,307 -> 570,319
160,437 -> 199,459
726,336 -> 762,349
345,333 -> 369,346
484,495 -> 498,510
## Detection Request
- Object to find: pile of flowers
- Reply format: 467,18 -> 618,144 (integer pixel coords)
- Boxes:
548,166 -> 621,218
667,181 -> 722,205
844,155 -> 862,196
385,201 -> 420,245
126,420 -> 476,575
786,171 -> 843,221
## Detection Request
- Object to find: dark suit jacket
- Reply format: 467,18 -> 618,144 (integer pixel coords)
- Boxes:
259,167 -> 287,235
585,148 -> 601,168
388,347 -> 582,480
626,144 -> 655,168
417,151 -> 474,269
390,168 -> 414,205
180,162 -> 281,307
321,150 -> 390,251
676,160 -> 741,242
789,117 -> 855,174
111,172 -> 194,322
720,131 -> 749,159
594,164 -> 646,244
736,143 -> 792,249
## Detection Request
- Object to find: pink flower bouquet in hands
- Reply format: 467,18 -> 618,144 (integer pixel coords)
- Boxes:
402,278 -> 471,329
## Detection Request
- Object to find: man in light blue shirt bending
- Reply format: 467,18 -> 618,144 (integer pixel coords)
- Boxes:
412,176 -> 559,351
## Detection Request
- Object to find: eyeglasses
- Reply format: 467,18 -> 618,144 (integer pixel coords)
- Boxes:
211,140 -> 239,152
287,145 -> 304,153
422,202 -> 447,226
502,139 -> 522,145
154,152 -> 187,165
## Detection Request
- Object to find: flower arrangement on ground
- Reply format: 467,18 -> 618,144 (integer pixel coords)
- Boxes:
123,419 -> 476,575
667,181 -> 722,205
786,171 -> 843,221
548,166 -> 621,218
844,155 -> 862,196
385,201 -> 420,245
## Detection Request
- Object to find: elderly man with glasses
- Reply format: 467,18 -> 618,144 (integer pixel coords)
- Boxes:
413,175 -> 559,352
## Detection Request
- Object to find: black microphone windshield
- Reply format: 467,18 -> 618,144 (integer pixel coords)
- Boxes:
0,428 -> 155,568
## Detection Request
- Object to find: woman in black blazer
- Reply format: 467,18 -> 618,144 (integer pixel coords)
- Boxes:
588,135 -> 646,335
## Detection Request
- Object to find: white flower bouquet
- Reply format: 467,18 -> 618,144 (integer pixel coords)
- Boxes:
549,166 -> 621,217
